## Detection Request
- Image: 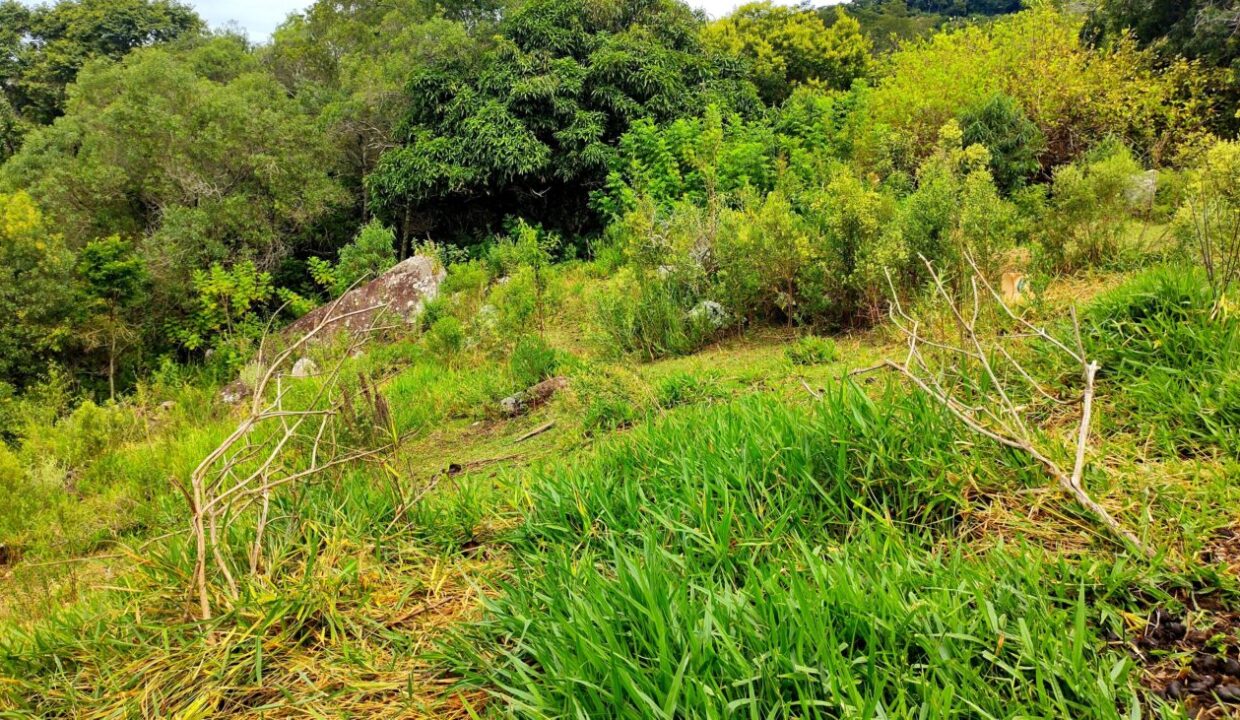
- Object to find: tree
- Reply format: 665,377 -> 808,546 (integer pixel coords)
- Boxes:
869,6 -> 1207,170
267,1 -> 487,251
0,192 -> 76,389
960,93 -> 1044,194
1,36 -> 345,328
704,3 -> 873,104
366,0 -> 760,247
0,0 -> 202,129
1084,0 -> 1240,131
77,236 -> 149,399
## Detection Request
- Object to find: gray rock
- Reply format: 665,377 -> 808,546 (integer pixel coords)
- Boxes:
283,254 -> 446,340
1125,170 -> 1157,210
687,300 -> 727,329
219,380 -> 251,405
291,357 -> 319,378
500,376 -> 569,417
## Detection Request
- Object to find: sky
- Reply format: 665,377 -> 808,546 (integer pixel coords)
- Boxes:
188,0 -> 845,39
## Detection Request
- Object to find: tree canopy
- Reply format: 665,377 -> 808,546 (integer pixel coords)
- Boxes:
0,0 -> 202,157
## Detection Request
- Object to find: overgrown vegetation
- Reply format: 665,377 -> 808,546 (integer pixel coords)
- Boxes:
3,0 -> 1240,717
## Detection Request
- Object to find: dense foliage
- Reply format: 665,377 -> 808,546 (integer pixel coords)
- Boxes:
0,0 -> 202,158
3,2 -> 1240,718
0,0 -> 1234,400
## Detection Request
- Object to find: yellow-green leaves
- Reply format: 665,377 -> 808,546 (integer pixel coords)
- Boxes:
704,3 -> 872,104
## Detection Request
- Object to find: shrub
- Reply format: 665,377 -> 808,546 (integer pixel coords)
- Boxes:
1173,139 -> 1240,312
509,336 -> 560,389
786,335 -> 838,365
425,316 -> 465,359
593,272 -> 714,361
309,221 -> 398,298
1042,142 -> 1142,273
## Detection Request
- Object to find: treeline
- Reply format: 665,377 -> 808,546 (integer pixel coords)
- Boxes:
0,0 -> 1235,402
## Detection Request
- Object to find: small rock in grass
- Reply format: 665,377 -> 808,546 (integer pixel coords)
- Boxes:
1166,680 -> 1186,699
291,357 -> 319,378
687,300 -> 727,330
1216,684 -> 1240,702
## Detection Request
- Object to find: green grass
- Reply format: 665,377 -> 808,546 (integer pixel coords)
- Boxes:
2,262 -> 1238,719
1085,267 -> 1239,458
442,386 -> 1162,718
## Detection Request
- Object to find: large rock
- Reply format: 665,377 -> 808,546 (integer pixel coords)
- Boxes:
284,255 -> 445,339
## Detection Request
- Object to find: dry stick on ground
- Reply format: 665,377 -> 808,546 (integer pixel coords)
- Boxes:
178,295 -> 395,621
851,254 -> 1152,557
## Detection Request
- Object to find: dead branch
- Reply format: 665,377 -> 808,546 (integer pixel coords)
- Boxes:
183,294 -> 398,621
855,255 -> 1151,557
514,421 -> 556,444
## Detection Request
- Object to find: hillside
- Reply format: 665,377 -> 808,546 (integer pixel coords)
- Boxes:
3,0 -> 1240,717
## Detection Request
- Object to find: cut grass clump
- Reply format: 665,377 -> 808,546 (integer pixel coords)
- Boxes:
654,371 -> 724,409
1085,267 -> 1238,458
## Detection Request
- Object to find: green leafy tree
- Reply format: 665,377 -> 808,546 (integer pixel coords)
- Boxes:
960,93 -> 1044,194
0,0 -> 202,129
704,3 -> 873,104
2,36 -> 344,334
897,121 -> 1019,289
77,236 -> 149,399
366,0 -> 760,246
870,6 -> 1206,170
829,1 -> 944,54
1084,0 -> 1240,132
268,0 -> 487,254
0,192 -> 76,388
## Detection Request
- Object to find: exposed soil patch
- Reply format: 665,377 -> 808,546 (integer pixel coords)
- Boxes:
1200,527 -> 1240,574
1135,603 -> 1240,718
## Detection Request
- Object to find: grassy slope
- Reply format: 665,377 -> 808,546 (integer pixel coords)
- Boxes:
0,264 -> 1237,718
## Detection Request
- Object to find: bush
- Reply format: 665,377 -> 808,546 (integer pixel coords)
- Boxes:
593,271 -> 713,360
426,316 -> 465,359
310,221 -> 398,298
786,335 -> 838,365
1173,139 -> 1240,311
1042,143 -> 1142,273
509,336 -> 560,388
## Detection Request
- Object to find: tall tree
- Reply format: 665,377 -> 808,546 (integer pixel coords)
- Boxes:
1084,0 -> 1240,129
704,3 -> 873,104
1,35 -> 345,338
0,192 -> 75,388
366,0 -> 761,248
0,0 -> 202,133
